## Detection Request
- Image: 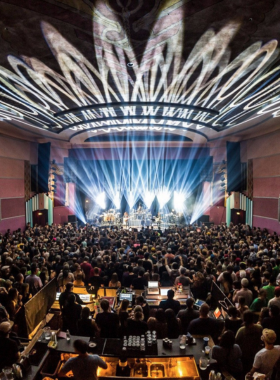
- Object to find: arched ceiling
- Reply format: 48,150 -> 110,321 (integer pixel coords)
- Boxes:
0,0 -> 280,145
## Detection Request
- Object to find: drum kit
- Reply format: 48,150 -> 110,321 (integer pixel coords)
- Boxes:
90,209 -> 122,225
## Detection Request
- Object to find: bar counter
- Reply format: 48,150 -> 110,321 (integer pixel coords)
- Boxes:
20,331 -> 223,380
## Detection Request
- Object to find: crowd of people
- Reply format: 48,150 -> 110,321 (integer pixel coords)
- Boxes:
1,221 -> 280,378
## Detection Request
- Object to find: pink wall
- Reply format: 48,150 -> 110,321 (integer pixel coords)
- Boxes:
0,136 -> 37,233
242,129 -> 280,233
253,216 -> 280,233
209,205 -> 226,225
53,206 -> 72,225
0,216 -> 26,234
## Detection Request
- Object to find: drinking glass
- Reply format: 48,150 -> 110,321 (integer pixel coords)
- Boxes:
44,327 -> 51,341
199,357 -> 208,371
205,346 -> 211,355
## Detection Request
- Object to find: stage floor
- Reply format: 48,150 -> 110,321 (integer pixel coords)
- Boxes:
88,221 -> 179,231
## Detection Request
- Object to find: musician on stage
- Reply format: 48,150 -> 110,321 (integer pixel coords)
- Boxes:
156,212 -> 161,227
123,212 -> 129,228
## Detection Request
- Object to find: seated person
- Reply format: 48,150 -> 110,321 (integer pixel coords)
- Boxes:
177,298 -> 199,334
159,289 -> 180,315
95,299 -> 119,338
63,294 -> 82,334
187,303 -> 224,343
77,307 -> 99,337
135,296 -> 150,322
126,311 -> 148,335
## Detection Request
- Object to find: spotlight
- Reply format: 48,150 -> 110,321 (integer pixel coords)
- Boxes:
174,191 -> 186,212
113,191 -> 121,209
143,191 -> 155,209
157,188 -> 171,209
96,191 -> 106,209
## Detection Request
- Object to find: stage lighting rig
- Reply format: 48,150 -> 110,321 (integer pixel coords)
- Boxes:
49,159 -> 58,196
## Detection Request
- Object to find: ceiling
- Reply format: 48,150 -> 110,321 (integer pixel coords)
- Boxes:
0,0 -> 280,146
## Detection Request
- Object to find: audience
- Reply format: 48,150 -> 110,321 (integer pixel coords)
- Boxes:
2,222 -> 280,375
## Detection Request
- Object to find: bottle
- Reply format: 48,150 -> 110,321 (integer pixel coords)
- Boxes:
66,330 -> 71,341
209,370 -> 216,380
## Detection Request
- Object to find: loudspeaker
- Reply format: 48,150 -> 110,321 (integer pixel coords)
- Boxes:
68,215 -> 77,223
38,143 -> 51,193
227,142 -> 242,192
198,215 -> 210,224
31,165 -> 38,192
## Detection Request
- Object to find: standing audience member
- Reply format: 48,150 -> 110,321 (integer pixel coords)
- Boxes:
212,330 -> 243,376
247,329 -> 280,379
235,310 -> 263,373
25,263 -> 43,295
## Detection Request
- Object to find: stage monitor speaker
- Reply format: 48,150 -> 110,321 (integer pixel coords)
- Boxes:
226,142 -> 242,192
198,215 -> 210,224
38,143 -> 51,193
68,215 -> 77,223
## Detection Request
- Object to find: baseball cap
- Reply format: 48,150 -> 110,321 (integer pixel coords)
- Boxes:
0,321 -> 14,333
262,329 -> 276,344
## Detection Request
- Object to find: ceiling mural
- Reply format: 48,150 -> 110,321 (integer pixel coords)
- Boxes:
0,0 -> 279,142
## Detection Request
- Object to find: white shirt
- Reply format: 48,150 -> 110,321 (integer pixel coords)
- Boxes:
253,346 -> 280,377
268,297 -> 280,309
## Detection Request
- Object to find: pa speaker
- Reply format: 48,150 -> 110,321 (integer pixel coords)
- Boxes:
198,215 -> 210,224
227,142 -> 242,192
31,165 -> 38,192
68,215 -> 77,223
38,143 -> 51,193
